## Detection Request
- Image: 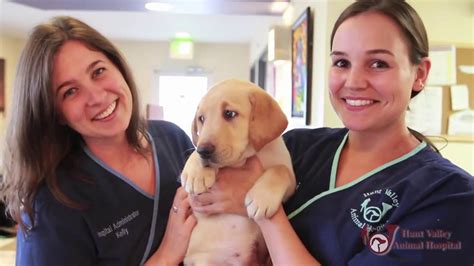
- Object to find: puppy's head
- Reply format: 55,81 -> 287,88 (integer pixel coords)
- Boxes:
191,79 -> 287,168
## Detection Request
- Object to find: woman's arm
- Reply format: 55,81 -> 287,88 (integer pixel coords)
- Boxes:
145,187 -> 197,266
256,207 -> 321,265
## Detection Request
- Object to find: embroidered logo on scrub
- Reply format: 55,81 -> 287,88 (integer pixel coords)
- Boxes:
350,188 -> 399,233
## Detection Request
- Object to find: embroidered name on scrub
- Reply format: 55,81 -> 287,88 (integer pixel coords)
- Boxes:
97,210 -> 140,239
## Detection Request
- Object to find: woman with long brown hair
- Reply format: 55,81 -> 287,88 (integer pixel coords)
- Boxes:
1,16 -> 196,265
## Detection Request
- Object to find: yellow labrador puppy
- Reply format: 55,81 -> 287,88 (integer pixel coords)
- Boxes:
181,79 -> 296,265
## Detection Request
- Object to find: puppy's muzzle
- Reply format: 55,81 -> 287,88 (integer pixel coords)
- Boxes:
197,143 -> 215,165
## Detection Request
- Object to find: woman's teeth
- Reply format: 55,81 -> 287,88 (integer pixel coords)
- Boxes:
345,99 -> 374,106
94,100 -> 117,120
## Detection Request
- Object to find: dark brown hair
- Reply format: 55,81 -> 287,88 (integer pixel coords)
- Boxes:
1,16 -> 149,231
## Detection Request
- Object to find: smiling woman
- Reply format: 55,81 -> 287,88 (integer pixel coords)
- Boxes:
0,16 -> 197,266
191,1 -> 474,265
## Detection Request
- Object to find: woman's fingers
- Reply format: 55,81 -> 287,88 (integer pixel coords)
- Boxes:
192,201 -> 226,215
175,186 -> 188,199
191,192 -> 214,205
184,214 -> 197,230
170,187 -> 192,217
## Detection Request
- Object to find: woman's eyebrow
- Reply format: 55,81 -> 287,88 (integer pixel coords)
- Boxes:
366,49 -> 394,56
330,51 -> 346,56
55,60 -> 103,95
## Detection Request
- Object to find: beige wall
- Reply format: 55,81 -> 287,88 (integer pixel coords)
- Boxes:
0,36 -> 25,159
0,37 -> 25,117
410,0 -> 474,47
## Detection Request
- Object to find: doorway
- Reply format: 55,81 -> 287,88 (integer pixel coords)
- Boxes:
158,75 -> 208,137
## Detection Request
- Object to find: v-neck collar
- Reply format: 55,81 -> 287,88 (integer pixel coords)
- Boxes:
82,131 -> 160,199
288,132 -> 426,220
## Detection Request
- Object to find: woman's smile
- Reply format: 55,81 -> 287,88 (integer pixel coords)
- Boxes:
93,99 -> 118,121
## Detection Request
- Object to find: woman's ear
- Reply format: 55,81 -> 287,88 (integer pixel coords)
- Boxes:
413,57 -> 431,92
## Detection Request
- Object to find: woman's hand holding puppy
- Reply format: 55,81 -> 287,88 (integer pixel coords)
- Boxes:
190,156 -> 264,217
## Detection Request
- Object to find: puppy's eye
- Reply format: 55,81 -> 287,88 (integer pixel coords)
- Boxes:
198,115 -> 205,123
223,110 -> 238,120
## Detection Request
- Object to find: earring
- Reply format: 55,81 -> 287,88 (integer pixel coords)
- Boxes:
420,81 -> 424,90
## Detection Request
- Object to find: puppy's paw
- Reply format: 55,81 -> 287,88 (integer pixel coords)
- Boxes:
181,166 -> 216,195
244,185 -> 282,220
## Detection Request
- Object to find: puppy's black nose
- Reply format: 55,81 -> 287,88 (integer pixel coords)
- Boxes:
197,143 -> 215,159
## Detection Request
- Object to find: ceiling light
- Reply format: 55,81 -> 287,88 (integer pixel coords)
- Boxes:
145,2 -> 173,12
270,2 -> 289,14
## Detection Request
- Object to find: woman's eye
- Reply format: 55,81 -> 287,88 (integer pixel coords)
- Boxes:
370,60 -> 389,69
223,110 -> 238,120
198,115 -> 205,123
63,87 -> 78,99
92,67 -> 105,78
333,59 -> 349,68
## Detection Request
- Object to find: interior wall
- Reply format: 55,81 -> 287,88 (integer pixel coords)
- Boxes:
114,40 -> 250,109
0,36 -> 25,161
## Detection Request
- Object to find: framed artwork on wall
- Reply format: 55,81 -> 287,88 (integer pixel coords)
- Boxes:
0,59 -> 5,112
291,7 -> 313,125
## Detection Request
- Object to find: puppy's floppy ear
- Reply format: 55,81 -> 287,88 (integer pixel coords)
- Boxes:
191,110 -> 199,146
248,88 -> 288,151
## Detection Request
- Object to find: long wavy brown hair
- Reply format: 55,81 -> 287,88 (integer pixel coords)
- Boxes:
0,16 -> 149,231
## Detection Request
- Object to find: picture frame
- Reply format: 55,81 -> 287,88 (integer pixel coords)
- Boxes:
0,59 -> 5,112
291,7 -> 313,125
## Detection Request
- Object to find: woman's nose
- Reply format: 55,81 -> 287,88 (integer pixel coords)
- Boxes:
85,84 -> 106,106
345,66 -> 368,89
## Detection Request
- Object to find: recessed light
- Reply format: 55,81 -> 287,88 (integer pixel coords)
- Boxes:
270,1 -> 289,13
145,2 -> 173,12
